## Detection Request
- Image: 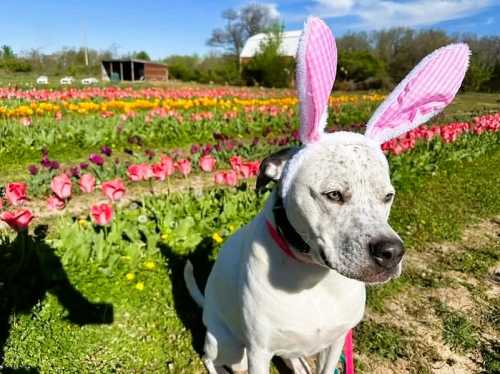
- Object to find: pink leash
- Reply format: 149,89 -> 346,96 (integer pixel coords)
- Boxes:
266,219 -> 355,374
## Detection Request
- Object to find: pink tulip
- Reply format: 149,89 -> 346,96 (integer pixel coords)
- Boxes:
51,174 -> 72,200
229,155 -> 243,170
214,172 -> 225,185
5,183 -> 28,206
47,196 -> 65,210
90,203 -> 113,225
199,155 -> 217,172
152,163 -> 167,181
127,164 -> 152,181
224,170 -> 238,186
80,174 -> 96,193
101,179 -> 125,201
239,164 -> 251,178
176,159 -> 191,177
20,117 -> 32,126
160,156 -> 175,176
1,209 -> 34,231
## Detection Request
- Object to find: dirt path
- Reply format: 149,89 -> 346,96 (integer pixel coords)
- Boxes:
357,216 -> 500,373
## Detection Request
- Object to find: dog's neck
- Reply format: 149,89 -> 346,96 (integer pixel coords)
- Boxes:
272,195 -> 311,256
261,191 -> 331,290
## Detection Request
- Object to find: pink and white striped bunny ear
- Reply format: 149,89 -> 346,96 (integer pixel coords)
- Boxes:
296,17 -> 337,144
365,44 -> 470,144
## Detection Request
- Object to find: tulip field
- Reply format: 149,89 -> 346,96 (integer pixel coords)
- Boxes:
0,84 -> 499,373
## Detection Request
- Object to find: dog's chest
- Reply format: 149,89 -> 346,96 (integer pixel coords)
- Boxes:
243,267 -> 366,357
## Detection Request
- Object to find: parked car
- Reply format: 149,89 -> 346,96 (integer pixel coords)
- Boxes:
36,75 -> 48,85
60,76 -> 74,85
81,77 -> 99,85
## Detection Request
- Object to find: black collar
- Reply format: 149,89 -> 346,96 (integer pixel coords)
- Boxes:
272,195 -> 311,254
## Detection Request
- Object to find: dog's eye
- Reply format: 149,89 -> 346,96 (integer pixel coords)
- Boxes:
384,192 -> 394,203
324,190 -> 344,203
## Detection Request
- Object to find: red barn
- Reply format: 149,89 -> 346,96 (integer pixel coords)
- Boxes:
101,59 -> 168,82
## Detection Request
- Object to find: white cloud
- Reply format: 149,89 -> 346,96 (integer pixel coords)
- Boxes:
264,3 -> 281,19
311,0 -> 493,29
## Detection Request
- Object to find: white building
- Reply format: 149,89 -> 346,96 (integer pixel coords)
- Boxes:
239,30 -> 302,64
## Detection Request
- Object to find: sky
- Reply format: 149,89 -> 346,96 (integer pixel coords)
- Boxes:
0,0 -> 499,60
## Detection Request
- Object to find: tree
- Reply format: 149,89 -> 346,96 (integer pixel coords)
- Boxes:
241,24 -> 294,88
1,45 -> 14,59
133,51 -> 151,61
207,4 -> 278,65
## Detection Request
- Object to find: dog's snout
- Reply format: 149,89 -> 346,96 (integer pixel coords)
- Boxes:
369,237 -> 405,269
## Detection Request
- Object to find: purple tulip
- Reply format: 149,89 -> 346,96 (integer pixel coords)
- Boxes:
69,166 -> 80,177
41,156 -> 51,168
28,165 -> 39,175
80,162 -> 89,169
49,161 -> 60,170
191,144 -> 200,154
101,146 -> 112,157
89,153 -> 104,166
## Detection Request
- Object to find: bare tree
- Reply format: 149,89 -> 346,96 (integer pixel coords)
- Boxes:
207,4 -> 278,64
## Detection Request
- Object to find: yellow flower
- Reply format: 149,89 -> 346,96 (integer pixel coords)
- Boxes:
78,219 -> 87,227
228,224 -> 235,232
161,233 -> 169,241
126,273 -> 135,281
212,232 -> 223,244
144,261 -> 156,270
135,282 -> 144,291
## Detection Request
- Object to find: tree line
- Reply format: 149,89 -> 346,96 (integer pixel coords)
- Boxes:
165,4 -> 500,91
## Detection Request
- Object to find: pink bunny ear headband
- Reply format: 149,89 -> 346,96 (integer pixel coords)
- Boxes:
280,17 -> 470,197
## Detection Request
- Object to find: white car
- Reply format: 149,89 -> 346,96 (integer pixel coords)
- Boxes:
36,75 -> 48,85
60,76 -> 74,85
81,77 -> 99,85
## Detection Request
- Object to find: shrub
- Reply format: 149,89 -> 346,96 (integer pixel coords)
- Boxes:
241,24 -> 295,88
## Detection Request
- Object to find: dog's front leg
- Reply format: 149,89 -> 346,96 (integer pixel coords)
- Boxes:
247,346 -> 272,374
316,335 -> 345,374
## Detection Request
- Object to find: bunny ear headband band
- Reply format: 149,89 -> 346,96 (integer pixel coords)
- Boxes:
280,17 -> 470,197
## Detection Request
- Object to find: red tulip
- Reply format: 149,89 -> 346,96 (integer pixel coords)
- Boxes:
199,155 -> 217,172
229,155 -> 243,171
127,164 -> 152,181
80,174 -> 96,193
90,203 -> 113,225
47,196 -> 65,210
101,179 -> 125,201
5,183 -> 28,206
176,159 -> 191,177
51,174 -> 72,200
1,209 -> 34,231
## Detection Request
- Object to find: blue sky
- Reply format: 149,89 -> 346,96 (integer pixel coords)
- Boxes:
0,0 -> 499,59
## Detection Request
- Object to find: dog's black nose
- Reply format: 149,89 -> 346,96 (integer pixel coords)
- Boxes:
369,237 -> 405,269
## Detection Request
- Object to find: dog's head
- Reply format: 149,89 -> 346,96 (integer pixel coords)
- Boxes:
257,17 -> 469,284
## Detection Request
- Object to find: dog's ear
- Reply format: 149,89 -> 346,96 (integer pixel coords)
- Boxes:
365,43 -> 470,144
256,147 -> 299,194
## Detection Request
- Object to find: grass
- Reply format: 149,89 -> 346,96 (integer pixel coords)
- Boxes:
433,301 -> 479,353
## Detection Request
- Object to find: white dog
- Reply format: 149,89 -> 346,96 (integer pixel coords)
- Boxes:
184,17 -> 469,374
